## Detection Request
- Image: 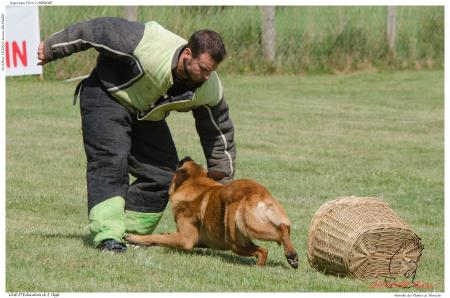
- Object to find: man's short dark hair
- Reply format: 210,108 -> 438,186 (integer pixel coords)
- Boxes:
187,29 -> 226,64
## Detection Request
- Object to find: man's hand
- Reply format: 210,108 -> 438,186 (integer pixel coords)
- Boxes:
207,170 -> 233,184
37,41 -> 47,65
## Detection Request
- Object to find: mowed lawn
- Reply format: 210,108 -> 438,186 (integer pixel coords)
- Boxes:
5,70 -> 444,292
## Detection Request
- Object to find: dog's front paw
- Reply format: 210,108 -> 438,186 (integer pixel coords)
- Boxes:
286,251 -> 299,269
124,234 -> 141,245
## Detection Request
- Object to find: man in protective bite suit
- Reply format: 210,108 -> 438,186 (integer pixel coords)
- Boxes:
37,17 -> 236,253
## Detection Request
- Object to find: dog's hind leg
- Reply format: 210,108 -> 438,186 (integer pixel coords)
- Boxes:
231,243 -> 268,266
278,223 -> 299,269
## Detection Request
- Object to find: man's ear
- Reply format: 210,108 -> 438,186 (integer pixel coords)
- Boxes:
183,47 -> 192,58
174,168 -> 190,190
207,170 -> 226,181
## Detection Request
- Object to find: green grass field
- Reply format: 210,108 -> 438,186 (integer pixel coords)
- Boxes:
5,70 -> 443,292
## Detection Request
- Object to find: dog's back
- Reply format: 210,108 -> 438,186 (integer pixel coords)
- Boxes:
194,178 -> 297,267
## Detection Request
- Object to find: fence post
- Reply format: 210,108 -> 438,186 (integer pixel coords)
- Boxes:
261,6 -> 276,66
123,6 -> 138,21
387,6 -> 396,59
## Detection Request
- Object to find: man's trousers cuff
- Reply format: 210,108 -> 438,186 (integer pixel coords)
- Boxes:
89,196 -> 126,247
125,210 -> 163,235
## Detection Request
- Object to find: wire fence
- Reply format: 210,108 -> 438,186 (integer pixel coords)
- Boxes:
38,6 -> 444,79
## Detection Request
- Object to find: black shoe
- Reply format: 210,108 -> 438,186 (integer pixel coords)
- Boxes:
99,239 -> 128,254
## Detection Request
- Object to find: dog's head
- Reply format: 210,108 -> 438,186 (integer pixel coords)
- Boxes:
169,156 -> 226,195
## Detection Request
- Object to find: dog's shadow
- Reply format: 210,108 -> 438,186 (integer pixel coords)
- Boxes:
163,247 -> 289,269
36,231 -> 290,269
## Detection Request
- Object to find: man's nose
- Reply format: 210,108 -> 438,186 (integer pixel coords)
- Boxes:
201,69 -> 212,80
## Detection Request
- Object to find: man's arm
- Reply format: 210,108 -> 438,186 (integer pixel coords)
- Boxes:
37,17 -> 144,64
192,97 -> 236,183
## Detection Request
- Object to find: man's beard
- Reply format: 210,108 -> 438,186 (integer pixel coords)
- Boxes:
183,58 -> 204,84
183,58 -> 194,82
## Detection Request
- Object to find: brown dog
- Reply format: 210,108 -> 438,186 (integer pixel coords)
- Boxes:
125,156 -> 299,268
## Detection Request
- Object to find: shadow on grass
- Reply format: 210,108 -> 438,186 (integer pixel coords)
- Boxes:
36,231 -> 291,269
164,247 -> 290,269
35,231 -> 93,248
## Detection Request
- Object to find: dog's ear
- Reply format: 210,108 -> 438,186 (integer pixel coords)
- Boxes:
207,170 -> 226,181
177,156 -> 193,168
174,167 -> 190,190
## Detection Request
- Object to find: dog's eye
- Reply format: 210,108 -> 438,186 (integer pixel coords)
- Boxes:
177,167 -> 187,174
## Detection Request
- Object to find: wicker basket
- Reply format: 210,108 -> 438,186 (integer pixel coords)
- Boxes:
307,196 -> 423,279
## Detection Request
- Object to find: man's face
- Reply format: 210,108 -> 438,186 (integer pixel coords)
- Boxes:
183,50 -> 219,83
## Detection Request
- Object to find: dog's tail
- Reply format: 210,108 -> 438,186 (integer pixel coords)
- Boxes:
235,197 -> 299,268
236,197 -> 290,239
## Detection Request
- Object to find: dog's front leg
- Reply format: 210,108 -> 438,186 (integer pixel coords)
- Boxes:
125,233 -> 195,250
125,218 -> 199,250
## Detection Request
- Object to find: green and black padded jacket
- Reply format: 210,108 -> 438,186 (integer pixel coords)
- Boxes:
43,17 -> 236,182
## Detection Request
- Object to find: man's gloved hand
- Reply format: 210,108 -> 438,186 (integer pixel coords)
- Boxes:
37,41 -> 47,65
218,176 -> 234,184
207,170 -> 233,184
